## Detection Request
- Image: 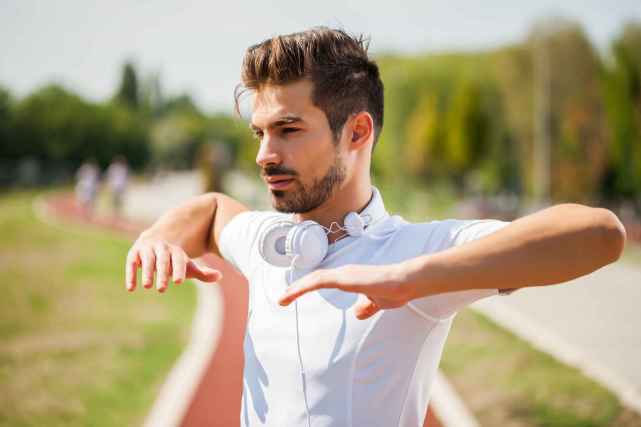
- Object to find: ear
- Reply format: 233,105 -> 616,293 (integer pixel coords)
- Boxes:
348,112 -> 374,151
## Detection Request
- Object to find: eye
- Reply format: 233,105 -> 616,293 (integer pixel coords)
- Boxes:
282,128 -> 300,135
252,130 -> 264,141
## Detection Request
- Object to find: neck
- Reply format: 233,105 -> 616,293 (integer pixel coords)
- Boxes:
294,178 -> 373,244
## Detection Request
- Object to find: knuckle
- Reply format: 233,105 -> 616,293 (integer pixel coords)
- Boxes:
155,249 -> 168,262
171,251 -> 186,266
142,246 -> 156,260
153,240 -> 168,251
126,249 -> 137,262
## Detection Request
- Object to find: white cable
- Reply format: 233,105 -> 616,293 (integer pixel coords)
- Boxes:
288,266 -> 313,427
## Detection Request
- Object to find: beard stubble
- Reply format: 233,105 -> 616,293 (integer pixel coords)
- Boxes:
267,152 -> 347,214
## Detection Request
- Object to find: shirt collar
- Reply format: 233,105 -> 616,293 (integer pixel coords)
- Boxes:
287,186 -> 388,228
358,186 -> 388,229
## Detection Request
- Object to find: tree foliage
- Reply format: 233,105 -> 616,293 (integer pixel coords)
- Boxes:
114,61 -> 140,109
375,18 -> 640,209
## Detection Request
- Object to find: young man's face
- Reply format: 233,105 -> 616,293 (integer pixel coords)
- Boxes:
251,80 -> 347,213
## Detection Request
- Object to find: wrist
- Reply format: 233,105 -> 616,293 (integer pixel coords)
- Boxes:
390,259 -> 423,303
137,225 -> 179,247
137,227 -> 163,243
395,255 -> 437,301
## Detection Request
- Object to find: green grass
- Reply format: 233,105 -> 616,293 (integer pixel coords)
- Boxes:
0,190 -> 196,427
621,241 -> 641,267
442,309 -> 641,426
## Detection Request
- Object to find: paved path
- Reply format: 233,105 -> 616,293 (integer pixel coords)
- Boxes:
123,171 -> 204,222
472,260 -> 641,411
124,170 -> 271,223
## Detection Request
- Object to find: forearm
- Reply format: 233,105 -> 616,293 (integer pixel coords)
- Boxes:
400,204 -> 627,299
138,193 -> 218,259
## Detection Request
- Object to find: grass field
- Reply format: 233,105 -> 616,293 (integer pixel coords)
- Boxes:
443,309 -> 641,427
0,191 -> 196,427
622,240 -> 641,267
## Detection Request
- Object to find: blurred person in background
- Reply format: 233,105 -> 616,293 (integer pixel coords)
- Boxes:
106,155 -> 129,217
75,159 -> 100,218
124,27 -> 626,427
198,142 -> 231,193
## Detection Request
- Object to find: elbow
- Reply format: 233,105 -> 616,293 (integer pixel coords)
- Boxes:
595,208 -> 627,263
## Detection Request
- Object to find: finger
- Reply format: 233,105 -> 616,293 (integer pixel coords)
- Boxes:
140,246 -> 156,289
125,249 -> 141,291
354,297 -> 381,320
155,244 -> 171,292
170,247 -> 187,285
278,270 -> 352,306
186,260 -> 223,283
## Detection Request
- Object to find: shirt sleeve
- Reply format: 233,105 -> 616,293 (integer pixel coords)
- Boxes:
407,218 -> 513,320
218,211 -> 272,278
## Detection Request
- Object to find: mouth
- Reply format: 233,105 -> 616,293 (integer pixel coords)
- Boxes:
265,176 -> 295,190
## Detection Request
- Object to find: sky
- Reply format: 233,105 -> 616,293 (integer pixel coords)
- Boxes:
1,0 -> 640,113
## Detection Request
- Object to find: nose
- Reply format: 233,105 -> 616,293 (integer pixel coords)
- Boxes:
255,134 -> 282,168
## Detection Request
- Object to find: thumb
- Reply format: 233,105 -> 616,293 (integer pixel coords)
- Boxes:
354,295 -> 381,320
186,259 -> 223,283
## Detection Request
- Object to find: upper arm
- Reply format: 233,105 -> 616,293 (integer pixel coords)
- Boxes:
209,192 -> 249,258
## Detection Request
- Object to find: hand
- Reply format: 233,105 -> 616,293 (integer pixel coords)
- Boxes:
125,236 -> 222,293
277,264 -> 413,320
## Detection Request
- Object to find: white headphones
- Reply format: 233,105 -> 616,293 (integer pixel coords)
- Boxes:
258,210 -> 373,270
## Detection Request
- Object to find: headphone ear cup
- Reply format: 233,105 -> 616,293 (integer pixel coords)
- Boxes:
344,212 -> 365,237
286,221 -> 328,270
259,219 -> 296,267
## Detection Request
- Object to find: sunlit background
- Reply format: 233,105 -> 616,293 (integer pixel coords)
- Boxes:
2,1 -> 641,426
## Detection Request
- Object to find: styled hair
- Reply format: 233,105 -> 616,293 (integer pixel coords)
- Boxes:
235,27 -> 384,147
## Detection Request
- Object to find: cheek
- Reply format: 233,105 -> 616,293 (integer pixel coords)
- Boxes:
301,138 -> 336,177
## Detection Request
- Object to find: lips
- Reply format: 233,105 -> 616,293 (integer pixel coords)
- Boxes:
264,175 -> 295,190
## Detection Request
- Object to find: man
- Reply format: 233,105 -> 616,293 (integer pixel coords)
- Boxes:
75,158 -> 100,218
106,155 -> 128,217
125,27 -> 626,427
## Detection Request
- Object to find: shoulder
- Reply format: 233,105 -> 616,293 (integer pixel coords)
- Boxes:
217,208 -> 289,272
394,217 -> 511,253
220,210 -> 285,239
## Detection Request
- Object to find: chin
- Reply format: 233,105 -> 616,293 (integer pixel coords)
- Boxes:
270,190 -> 292,212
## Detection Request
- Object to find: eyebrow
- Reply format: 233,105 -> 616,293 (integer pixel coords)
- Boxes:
250,115 -> 303,132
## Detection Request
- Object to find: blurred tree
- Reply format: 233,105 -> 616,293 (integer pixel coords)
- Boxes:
497,18 -> 606,203
602,21 -> 641,210
11,84 -> 149,176
379,53 -> 517,195
209,114 -> 254,171
535,19 -> 607,203
140,70 -> 164,117
445,79 -> 490,183
377,53 -> 489,184
404,92 -> 443,178
114,61 -> 140,109
159,93 -> 201,117
150,108 -> 208,170
0,87 -> 13,158
0,87 -> 15,185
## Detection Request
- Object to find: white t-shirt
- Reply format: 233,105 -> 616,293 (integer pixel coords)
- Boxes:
219,188 -> 511,427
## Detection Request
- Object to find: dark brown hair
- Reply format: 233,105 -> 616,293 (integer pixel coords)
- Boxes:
235,27 -> 384,148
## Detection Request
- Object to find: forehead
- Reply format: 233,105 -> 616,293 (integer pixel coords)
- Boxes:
251,80 -> 324,127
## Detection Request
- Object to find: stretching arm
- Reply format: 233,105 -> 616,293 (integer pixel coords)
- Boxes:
125,192 -> 248,292
277,204 -> 626,320
401,203 -> 626,298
